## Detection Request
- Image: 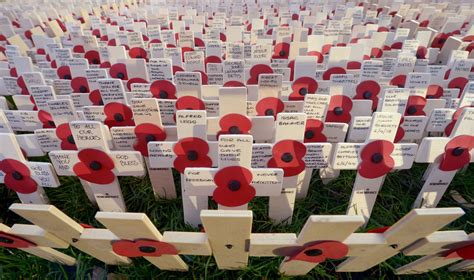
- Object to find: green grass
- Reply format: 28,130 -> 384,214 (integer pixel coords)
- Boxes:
0,162 -> 473,279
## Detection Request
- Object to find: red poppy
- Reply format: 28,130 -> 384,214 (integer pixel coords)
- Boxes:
431,33 -> 449,49
175,96 -> 205,110
444,243 -> 474,260
112,239 -> 178,257
194,37 -> 205,47
247,64 -> 273,85
347,61 -> 362,70
195,71 -> 208,85
181,47 -> 194,61
38,110 -> 56,128
322,67 -> 346,80
212,166 -> 256,207
419,20 -> 430,27
100,61 -> 111,68
109,63 -> 128,80
370,48 -> 383,58
444,106 -> 472,136
173,137 -> 212,173
89,89 -> 103,105
391,42 -> 403,49
286,241 -> 348,263
325,95 -> 352,123
150,80 -> 177,99
426,85 -> 443,99
394,117 -> 405,143
448,77 -> 468,95
307,51 -> 324,63
73,148 -> 115,184
16,76 -> 29,95
218,114 -> 252,137
404,96 -> 426,116
133,123 -> 167,157
92,29 -> 101,38
321,44 -> 332,55
354,80 -> 381,110
377,27 -> 389,32
9,67 -> 17,77
172,65 -> 184,75
358,140 -> 395,179
439,135 -> 474,171
267,140 -> 306,177
367,226 -> 390,233
57,66 -> 72,80
148,39 -> 162,46
0,232 -> 36,248
104,102 -> 135,127
84,50 -> 101,65
390,74 -> 407,88
289,77 -> 318,101
205,56 -> 222,66
304,119 -> 327,143
56,123 -> 77,150
127,77 -> 148,91
288,60 -> 295,81
272,42 -> 290,59
0,159 -> 37,194
223,81 -> 245,87
71,77 -> 90,93
416,46 -> 428,59
129,47 -> 148,60
220,33 -> 226,42
256,97 -> 284,119
73,45 -> 85,53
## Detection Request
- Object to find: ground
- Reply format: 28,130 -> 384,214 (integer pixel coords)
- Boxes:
0,160 -> 473,279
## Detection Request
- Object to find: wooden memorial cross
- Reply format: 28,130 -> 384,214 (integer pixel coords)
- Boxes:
413,107 -> 474,208
9,203 -> 131,265
148,110 -> 218,226
0,133 -> 60,204
332,112 -> 417,224
0,222 -> 75,265
48,120 -> 146,212
182,134 -> 283,220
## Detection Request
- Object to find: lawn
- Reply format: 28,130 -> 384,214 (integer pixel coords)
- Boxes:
0,160 -> 473,279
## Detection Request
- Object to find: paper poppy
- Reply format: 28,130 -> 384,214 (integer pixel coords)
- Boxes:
287,60 -> 295,81
181,47 -> 194,61
273,42 -> 290,59
89,89 -> 103,105
133,123 -> 167,157
256,97 -> 284,119
38,110 -> 56,128
195,71 -> 208,85
127,77 -> 148,91
223,81 -> 245,87
175,96 -> 205,110
444,243 -> 474,260
390,42 -> 403,49
148,39 -> 162,46
73,148 -> 115,184
71,77 -> 90,93
367,226 -> 390,233
304,119 -> 327,143
205,56 -> 222,66
0,159 -> 37,194
404,96 -> 426,116
426,85 -> 443,99
9,67 -> 17,77
0,232 -> 36,248
431,33 -> 449,49
194,37 -> 205,47
419,20 -> 430,27
100,61 -> 111,69
247,64 -> 273,85
218,114 -> 252,137
92,29 -> 101,38
112,239 -> 178,257
289,77 -> 318,101
173,137 -> 212,173
370,47 -> 383,58
354,80 -> 381,110
220,33 -> 227,42
55,123 -> 77,150
416,46 -> 428,59
358,140 -> 395,179
394,117 -> 405,143
267,140 -> 306,177
16,76 -> 29,95
172,65 -> 184,75
57,66 -> 72,80
73,45 -> 85,53
325,95 -> 352,123
150,80 -> 177,99
104,102 -> 135,127
444,106 -> 472,136
439,135 -> 474,172
321,44 -> 332,55
448,77 -> 468,95
307,51 -> 324,63
322,67 -> 346,81
84,50 -> 101,65
213,166 -> 256,207
390,75 -> 407,88
347,61 -> 362,70
129,47 -> 148,60
109,63 -> 128,80
286,241 -> 348,263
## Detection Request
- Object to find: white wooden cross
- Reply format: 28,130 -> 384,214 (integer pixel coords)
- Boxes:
413,107 -> 474,208
48,120 -> 146,211
331,112 -> 418,224
0,133 -> 59,204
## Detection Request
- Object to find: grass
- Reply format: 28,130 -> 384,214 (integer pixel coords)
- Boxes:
0,161 -> 473,279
